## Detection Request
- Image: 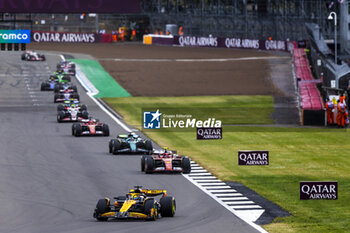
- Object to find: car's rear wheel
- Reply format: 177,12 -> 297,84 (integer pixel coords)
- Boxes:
94,199 -> 110,221
160,196 -> 176,217
182,157 -> 191,174
145,157 -> 154,174
81,110 -> 89,119
57,104 -> 64,111
54,84 -> 60,93
103,124 -> 109,136
141,155 -> 149,172
54,93 -> 59,103
145,140 -> 153,152
72,85 -> 77,92
40,82 -> 45,91
57,111 -> 65,123
81,104 -> 87,111
109,139 -> 117,153
74,124 -> 82,137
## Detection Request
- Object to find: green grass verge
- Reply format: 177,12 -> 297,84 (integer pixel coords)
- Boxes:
104,95 -> 274,127
104,95 -> 350,233
71,59 -> 131,98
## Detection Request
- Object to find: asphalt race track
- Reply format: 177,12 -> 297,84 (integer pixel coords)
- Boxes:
0,51 -> 259,233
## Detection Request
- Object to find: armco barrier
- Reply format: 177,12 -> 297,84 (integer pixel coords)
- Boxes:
293,48 -> 325,125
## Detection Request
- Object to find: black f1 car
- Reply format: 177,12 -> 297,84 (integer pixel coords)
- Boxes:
93,186 -> 176,221
21,51 -> 45,61
108,132 -> 153,155
54,91 -> 80,103
141,148 -> 191,174
40,75 -> 58,91
72,118 -> 109,136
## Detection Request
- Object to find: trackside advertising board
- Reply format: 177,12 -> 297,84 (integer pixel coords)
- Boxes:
0,0 -> 140,13
0,30 -> 30,43
300,181 -> 338,200
238,151 -> 269,165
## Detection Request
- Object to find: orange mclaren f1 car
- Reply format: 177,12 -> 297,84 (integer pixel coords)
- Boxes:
93,186 -> 176,221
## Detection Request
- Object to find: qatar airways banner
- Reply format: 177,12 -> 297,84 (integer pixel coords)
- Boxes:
0,0 -> 140,13
174,36 -> 291,52
32,31 -> 98,43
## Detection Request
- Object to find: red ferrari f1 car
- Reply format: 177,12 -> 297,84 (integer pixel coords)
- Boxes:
141,148 -> 191,174
72,118 -> 109,137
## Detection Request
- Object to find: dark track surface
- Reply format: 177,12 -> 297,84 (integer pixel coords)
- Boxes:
0,51 -> 259,233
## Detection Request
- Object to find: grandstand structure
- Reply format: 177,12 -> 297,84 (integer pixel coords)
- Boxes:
0,0 -> 347,42
141,0 -> 338,41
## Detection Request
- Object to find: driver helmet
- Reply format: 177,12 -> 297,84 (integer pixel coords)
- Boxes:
57,69 -> 64,74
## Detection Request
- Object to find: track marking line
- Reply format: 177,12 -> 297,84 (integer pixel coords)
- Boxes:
215,196 -> 248,200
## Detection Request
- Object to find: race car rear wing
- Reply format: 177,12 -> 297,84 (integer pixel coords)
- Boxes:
129,187 -> 167,197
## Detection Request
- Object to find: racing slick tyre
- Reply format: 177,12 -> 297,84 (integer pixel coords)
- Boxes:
72,85 -> 78,92
81,110 -> 89,119
73,123 -> 82,137
54,84 -> 60,93
41,55 -> 46,61
56,64 -> 61,69
144,199 -> 158,221
81,104 -> 87,111
160,196 -> 176,217
54,93 -> 59,103
112,140 -> 121,155
21,54 -> 25,60
145,157 -> 154,174
145,140 -> 153,153
94,199 -> 110,222
57,111 -> 65,123
57,104 -> 65,111
40,82 -> 45,91
109,139 -> 117,153
182,157 -> 191,174
72,124 -> 76,136
141,155 -> 149,172
103,124 -> 110,136
71,63 -> 76,69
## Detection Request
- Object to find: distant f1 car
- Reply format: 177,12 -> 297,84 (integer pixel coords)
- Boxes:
54,90 -> 79,103
21,51 -> 45,61
108,132 -> 153,155
40,75 -> 58,91
57,61 -> 76,76
57,104 -> 88,122
57,100 -> 87,112
93,186 -> 176,221
54,82 -> 77,93
72,118 -> 109,136
141,148 -> 191,174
